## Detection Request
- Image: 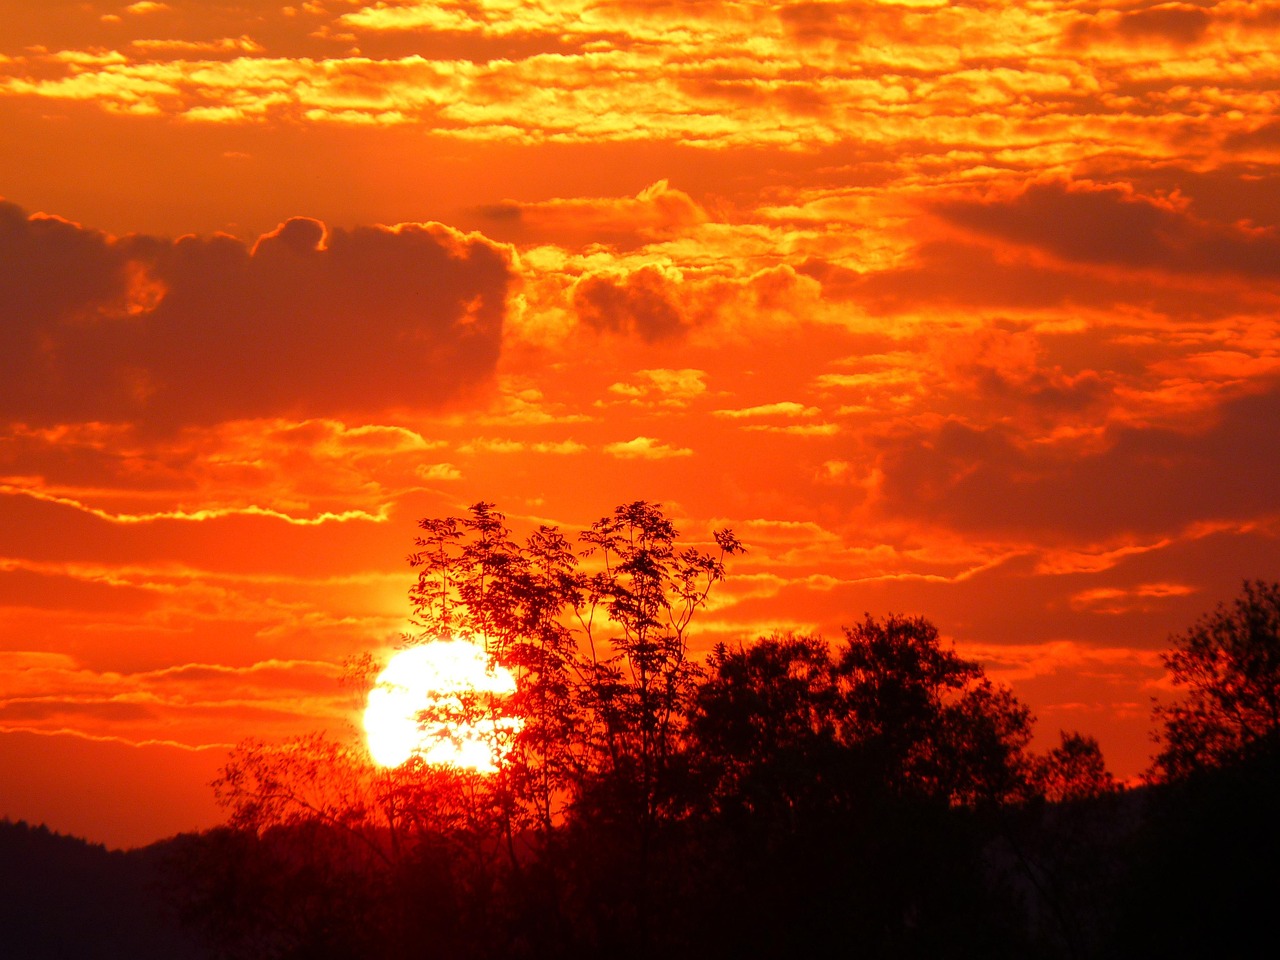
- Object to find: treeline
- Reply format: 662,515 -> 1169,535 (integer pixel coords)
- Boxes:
181,504 -> 1278,959
0,819 -> 209,959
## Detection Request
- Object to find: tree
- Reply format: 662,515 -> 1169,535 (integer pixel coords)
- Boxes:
1151,579 -> 1280,780
574,503 -> 744,820
1032,731 -> 1116,804
684,623 -> 1037,957
205,501 -> 743,959
690,619 -> 1036,817
407,502 -> 586,840
838,614 -> 1035,806
1000,732 -> 1122,960
689,633 -> 847,825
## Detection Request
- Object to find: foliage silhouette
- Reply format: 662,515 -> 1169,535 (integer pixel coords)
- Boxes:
210,501 -> 744,958
1151,579 -> 1280,780
0,819 -> 209,959
685,628 -> 1037,958
1111,744 -> 1280,957
1032,731 -> 1117,804
192,502 -> 1279,960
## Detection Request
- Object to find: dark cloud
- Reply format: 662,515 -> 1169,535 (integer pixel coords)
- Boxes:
779,1 -> 905,44
1224,121 -> 1280,153
573,266 -> 689,341
0,202 -> 511,428
0,700 -> 157,723
935,180 -> 1280,280
0,203 -> 131,397
1083,165 -> 1280,233
1115,5 -> 1211,43
799,238 -> 1267,322
873,380 -> 1280,539
950,347 -> 1114,420
0,568 -> 155,614
1064,3 -> 1212,47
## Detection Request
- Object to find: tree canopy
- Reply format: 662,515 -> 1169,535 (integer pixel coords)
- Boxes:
202,500 -> 1143,959
1152,579 -> 1280,780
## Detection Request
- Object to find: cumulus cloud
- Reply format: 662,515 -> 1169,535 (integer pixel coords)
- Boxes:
574,265 -> 689,341
0,202 -> 512,428
603,436 -> 693,459
607,368 -> 708,407
416,462 -> 462,481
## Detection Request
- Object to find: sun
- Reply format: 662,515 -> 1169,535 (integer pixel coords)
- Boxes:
363,639 -> 522,772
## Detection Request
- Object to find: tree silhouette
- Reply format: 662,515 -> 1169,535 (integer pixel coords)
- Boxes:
1001,732 -> 1124,960
1151,579 -> 1280,780
206,501 -> 744,959
838,613 -> 1035,806
203,504 -> 1268,960
1102,581 -> 1280,955
690,620 -> 1038,817
684,622 -> 1038,957
1033,731 -> 1117,804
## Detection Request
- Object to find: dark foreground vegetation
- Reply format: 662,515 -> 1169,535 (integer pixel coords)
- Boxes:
7,505 -> 1277,959
0,819 -> 209,959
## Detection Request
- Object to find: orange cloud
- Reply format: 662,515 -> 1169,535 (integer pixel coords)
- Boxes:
574,265 -> 689,341
871,380 -> 1280,539
937,179 -> 1280,281
1070,581 -> 1198,614
0,203 -> 512,429
479,180 -> 706,249
603,436 -> 693,459
607,368 -> 708,408
0,650 -> 351,749
713,401 -> 820,419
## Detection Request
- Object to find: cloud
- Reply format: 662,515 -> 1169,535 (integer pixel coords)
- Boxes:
573,265 -> 689,341
1066,5 -> 1213,47
456,438 -> 587,455
461,377 -> 592,427
936,179 -> 1280,280
126,1 -> 171,15
0,652 -> 349,747
1069,581 -> 1197,614
743,421 -> 840,437
477,180 -> 706,249
873,379 -> 1280,539
131,37 -> 265,55
415,463 -> 462,481
603,436 -> 693,459
956,639 -> 1165,687
0,416 -> 449,527
607,368 -> 707,408
1226,120 -> 1280,153
0,482 -> 391,526
0,203 -> 513,428
713,401 -> 819,419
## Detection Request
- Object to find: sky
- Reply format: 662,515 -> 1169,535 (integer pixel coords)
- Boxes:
1,0 -> 1278,849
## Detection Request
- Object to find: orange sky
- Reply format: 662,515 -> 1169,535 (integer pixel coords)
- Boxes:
2,0 -> 1278,848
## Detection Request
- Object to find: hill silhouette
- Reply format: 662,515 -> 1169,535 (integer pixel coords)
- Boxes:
0,819 -> 208,960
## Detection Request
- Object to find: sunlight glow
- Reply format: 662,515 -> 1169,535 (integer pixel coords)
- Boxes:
363,640 -> 521,772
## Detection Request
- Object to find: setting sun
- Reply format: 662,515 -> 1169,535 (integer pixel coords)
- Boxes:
363,640 -> 522,772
